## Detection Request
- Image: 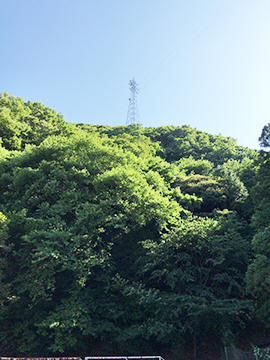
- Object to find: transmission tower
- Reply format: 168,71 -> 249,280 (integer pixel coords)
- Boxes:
126,78 -> 141,125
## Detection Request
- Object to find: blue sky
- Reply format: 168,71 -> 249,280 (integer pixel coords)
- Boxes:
1,0 -> 270,150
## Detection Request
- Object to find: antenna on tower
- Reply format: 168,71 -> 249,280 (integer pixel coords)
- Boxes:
126,78 -> 141,125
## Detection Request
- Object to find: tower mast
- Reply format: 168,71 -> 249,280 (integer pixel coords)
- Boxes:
126,78 -> 140,125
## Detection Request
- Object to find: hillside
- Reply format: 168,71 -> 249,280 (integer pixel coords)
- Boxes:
0,93 -> 269,360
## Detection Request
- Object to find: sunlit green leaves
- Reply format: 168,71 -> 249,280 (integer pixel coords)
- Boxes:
0,94 -> 260,355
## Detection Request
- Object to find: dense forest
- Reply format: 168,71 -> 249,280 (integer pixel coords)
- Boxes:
0,92 -> 270,360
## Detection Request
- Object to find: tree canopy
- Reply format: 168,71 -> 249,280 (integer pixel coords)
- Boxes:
0,92 -> 268,360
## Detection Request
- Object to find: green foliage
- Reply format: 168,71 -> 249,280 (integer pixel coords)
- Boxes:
118,212 -> 252,350
245,124 -> 270,327
0,92 -> 75,150
212,165 -> 249,211
176,156 -> 213,175
173,167 -> 248,214
174,174 -> 226,213
0,212 -> 12,306
142,125 -> 239,165
246,226 -> 270,324
0,93 -> 260,357
0,130 -> 185,353
254,345 -> 270,360
259,123 -> 270,148
251,152 -> 270,230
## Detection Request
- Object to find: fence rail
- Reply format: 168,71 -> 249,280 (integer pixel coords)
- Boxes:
0,357 -> 163,360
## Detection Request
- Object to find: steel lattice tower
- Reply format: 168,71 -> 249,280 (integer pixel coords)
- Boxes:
126,78 -> 140,125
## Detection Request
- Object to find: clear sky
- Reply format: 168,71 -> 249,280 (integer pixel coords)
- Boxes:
1,0 -> 270,150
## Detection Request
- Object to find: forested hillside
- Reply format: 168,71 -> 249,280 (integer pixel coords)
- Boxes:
0,93 -> 269,360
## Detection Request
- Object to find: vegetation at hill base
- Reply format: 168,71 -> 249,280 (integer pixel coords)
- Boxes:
0,92 -> 270,360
